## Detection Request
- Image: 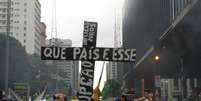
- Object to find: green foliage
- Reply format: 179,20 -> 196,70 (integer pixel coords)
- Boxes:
101,79 -> 121,100
0,34 -> 54,96
28,54 -> 55,95
0,34 -> 31,90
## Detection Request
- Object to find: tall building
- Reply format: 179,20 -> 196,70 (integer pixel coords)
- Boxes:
106,62 -> 118,80
39,22 -> 46,47
160,78 -> 201,100
107,5 -> 123,81
46,38 -> 79,95
0,0 -> 45,55
72,60 -> 79,95
123,0 -> 198,89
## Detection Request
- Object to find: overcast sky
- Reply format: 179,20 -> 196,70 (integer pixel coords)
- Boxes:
40,0 -> 124,90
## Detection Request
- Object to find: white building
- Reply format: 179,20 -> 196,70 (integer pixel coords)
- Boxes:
0,0 -> 44,55
39,22 -> 46,47
160,78 -> 200,101
106,5 -> 123,81
106,62 -> 118,80
46,38 -> 79,94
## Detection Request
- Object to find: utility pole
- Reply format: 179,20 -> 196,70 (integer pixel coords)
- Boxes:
5,0 -> 11,96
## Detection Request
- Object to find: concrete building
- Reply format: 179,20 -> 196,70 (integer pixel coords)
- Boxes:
122,0 -> 197,89
46,38 -> 79,95
107,6 -> 123,81
39,22 -> 46,47
106,62 -> 118,80
72,60 -> 79,96
160,78 -> 201,101
0,0 -> 44,55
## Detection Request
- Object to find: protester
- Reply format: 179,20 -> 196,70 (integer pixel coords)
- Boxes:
0,90 -> 3,100
53,93 -> 67,101
189,87 -> 201,101
113,95 -> 128,101
124,90 -> 135,101
134,89 -> 153,101
113,90 -> 135,101
143,89 -> 153,101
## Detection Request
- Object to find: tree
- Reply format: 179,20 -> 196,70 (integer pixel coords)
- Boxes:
0,34 -> 54,96
101,79 -> 121,100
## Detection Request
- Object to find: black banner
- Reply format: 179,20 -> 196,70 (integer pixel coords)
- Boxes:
79,21 -> 97,101
41,47 -> 136,62
40,21 -> 136,101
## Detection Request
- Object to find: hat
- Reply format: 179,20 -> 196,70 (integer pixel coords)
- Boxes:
122,90 -> 135,96
144,89 -> 152,93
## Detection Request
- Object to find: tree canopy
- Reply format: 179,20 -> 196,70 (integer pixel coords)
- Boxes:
101,79 -> 121,100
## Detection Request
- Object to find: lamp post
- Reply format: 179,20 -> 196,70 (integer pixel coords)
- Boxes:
154,55 -> 160,61
154,54 -> 161,101
165,80 -> 168,101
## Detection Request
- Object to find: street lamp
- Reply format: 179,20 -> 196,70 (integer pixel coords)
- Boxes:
154,55 -> 160,61
153,54 -> 160,101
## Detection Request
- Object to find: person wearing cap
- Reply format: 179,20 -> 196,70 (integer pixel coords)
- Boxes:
134,89 -> 153,101
124,90 -> 135,101
113,95 -> 129,101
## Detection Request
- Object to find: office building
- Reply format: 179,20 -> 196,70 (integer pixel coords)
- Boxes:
0,0 -> 45,55
123,0 -> 198,89
106,62 -> 118,80
46,38 -> 79,95
39,22 -> 46,47
107,7 -> 123,81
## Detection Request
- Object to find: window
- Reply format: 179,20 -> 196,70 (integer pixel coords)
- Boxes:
15,15 -> 20,17
14,9 -> 20,11
24,40 -> 26,43
24,33 -> 26,36
24,27 -> 27,30
2,15 -> 6,18
3,8 -> 6,12
24,21 -> 27,24
15,2 -> 20,5
2,21 -> 6,24
24,3 -> 27,6
24,9 -> 27,12
14,21 -> 20,23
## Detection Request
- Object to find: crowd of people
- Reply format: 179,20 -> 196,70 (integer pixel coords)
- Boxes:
113,89 -> 153,101
51,89 -> 153,101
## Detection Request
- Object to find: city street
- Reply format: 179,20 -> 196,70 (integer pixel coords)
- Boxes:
1,0 -> 201,101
